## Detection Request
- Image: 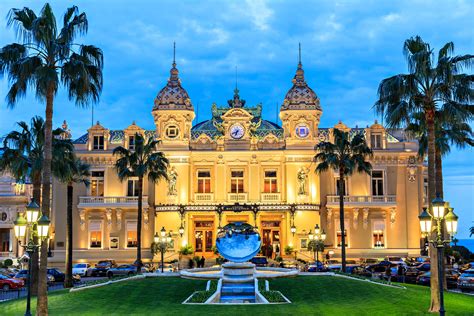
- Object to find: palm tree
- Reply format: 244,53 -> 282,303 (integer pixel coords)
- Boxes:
406,109 -> 474,197
374,36 -> 473,312
55,157 -> 90,288
470,226 -> 473,237
0,116 -> 74,295
0,4 -> 103,312
314,128 -> 372,273
113,133 -> 169,273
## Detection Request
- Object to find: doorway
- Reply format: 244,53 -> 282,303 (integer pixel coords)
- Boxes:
261,221 -> 280,258
194,220 -> 214,256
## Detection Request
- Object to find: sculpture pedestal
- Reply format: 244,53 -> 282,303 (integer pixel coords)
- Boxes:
220,262 -> 256,303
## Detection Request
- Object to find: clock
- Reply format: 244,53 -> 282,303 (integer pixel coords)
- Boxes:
230,124 -> 245,139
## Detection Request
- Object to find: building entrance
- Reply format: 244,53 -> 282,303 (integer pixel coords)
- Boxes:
261,221 -> 281,258
194,220 -> 214,256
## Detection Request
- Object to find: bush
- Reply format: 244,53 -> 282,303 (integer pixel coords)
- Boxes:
284,245 -> 294,255
179,245 -> 194,256
3,259 -> 13,267
188,280 -> 217,303
275,256 -> 283,262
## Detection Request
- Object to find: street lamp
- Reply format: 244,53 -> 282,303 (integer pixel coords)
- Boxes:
308,225 -> 326,270
153,227 -> 172,273
418,195 -> 458,316
290,224 -> 297,236
13,200 -> 50,316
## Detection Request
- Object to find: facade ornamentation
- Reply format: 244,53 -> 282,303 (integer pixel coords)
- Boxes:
297,167 -> 309,196
106,208 -> 112,227
407,156 -> 417,182
353,208 -> 359,229
167,167 -> 178,196
143,208 -> 149,229
78,209 -> 86,231
327,208 -> 333,228
116,208 -> 122,228
390,207 -> 397,225
362,208 -> 369,229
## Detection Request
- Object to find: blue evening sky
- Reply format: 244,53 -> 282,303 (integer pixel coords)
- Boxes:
0,1 -> 473,238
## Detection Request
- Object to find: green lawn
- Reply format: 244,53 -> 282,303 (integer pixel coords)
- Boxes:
1,276 -> 473,315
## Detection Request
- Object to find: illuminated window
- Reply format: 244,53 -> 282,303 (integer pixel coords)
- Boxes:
264,170 -> 278,193
93,135 -> 104,150
89,221 -> 102,248
90,171 -> 104,196
126,221 -> 137,248
371,133 -> 382,149
165,125 -> 179,139
372,221 -> 385,248
197,170 -> 211,193
129,135 -> 135,150
371,171 -> 384,196
335,219 -> 349,248
230,170 -> 244,193
127,179 -> 139,197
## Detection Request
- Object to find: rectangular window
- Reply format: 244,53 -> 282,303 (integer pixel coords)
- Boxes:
371,171 -> 384,196
126,221 -> 137,248
89,221 -> 102,248
197,170 -> 211,193
264,170 -> 278,193
372,221 -> 385,248
423,178 -> 428,201
336,178 -> 347,196
335,219 -> 349,248
129,136 -> 135,150
93,135 -> 104,150
371,134 -> 382,149
127,179 -> 139,197
231,170 -> 244,193
90,171 -> 104,197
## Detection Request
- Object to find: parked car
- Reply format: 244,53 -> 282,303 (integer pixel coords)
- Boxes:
326,260 -> 358,272
47,268 -> 65,283
417,270 -> 459,288
107,265 -> 137,278
360,258 -> 379,266
457,269 -> 474,292
91,260 -> 117,277
14,270 -> 55,285
385,256 -> 406,266
0,274 -> 24,291
352,266 -> 372,277
250,256 -> 268,267
157,264 -> 174,273
307,261 -> 326,272
460,262 -> 474,272
72,263 -> 92,277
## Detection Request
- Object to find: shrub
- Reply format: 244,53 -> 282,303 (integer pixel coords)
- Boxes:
275,256 -> 283,262
284,245 -> 294,255
3,259 -> 13,267
179,245 -> 194,256
187,280 -> 217,303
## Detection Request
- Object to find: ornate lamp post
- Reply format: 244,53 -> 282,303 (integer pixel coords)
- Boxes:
153,227 -> 173,273
418,195 -> 458,316
13,200 -> 50,316
308,224 -> 326,270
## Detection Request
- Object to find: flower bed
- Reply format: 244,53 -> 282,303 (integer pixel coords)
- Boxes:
186,280 -> 218,303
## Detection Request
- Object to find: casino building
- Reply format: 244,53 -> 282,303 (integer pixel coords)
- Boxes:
47,52 -> 427,265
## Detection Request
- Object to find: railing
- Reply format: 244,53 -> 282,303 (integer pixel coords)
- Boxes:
227,193 -> 248,203
78,196 -> 148,208
194,193 -> 214,203
260,193 -> 281,202
326,195 -> 396,205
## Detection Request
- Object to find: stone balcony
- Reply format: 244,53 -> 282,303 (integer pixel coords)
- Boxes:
194,193 -> 214,203
260,193 -> 281,203
227,193 -> 248,203
78,196 -> 149,209
326,195 -> 396,208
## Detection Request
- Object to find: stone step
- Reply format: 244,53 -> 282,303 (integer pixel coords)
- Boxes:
221,287 -> 254,294
222,275 -> 254,283
220,294 -> 256,303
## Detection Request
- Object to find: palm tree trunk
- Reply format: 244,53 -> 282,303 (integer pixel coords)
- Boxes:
426,110 -> 441,313
64,183 -> 74,288
136,177 -> 143,274
30,180 -> 41,296
37,86 -> 54,316
339,168 -> 346,273
435,149 -> 443,198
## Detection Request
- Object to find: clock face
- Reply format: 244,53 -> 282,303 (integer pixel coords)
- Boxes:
230,124 -> 245,139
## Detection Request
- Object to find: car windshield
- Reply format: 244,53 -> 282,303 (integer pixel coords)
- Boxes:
74,264 -> 86,268
388,257 -> 402,261
97,262 -> 110,266
461,272 -> 474,277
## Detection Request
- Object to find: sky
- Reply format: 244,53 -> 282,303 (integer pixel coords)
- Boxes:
0,0 -> 473,238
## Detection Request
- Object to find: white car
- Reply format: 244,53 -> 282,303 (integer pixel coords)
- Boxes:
72,263 -> 92,276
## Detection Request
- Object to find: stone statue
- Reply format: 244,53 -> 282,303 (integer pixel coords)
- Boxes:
167,167 -> 178,196
297,167 -> 308,195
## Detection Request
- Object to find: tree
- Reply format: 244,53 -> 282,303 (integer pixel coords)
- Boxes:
0,116 -> 73,296
406,109 -> 474,197
1,4 -> 103,313
374,36 -> 473,312
113,133 -> 169,273
470,226 -> 473,237
314,128 -> 372,273
55,156 -> 90,288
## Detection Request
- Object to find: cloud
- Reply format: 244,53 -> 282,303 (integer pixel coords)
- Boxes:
243,0 -> 273,31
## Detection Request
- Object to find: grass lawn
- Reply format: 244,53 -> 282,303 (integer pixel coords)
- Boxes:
1,276 -> 473,315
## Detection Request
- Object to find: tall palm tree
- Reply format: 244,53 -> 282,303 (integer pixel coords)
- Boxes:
0,116 -> 74,296
113,133 -> 169,273
55,157 -> 90,288
374,36 -> 473,312
0,4 -> 103,312
470,226 -> 473,237
314,128 -> 372,273
406,109 -> 474,197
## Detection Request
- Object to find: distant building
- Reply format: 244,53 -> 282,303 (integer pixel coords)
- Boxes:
44,52 -> 427,265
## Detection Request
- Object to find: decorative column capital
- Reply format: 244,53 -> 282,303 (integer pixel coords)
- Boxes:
116,208 -> 122,228
78,209 -> 86,231
353,208 -> 359,229
105,208 -> 113,228
362,208 -> 369,229
143,208 -> 149,230
390,207 -> 397,225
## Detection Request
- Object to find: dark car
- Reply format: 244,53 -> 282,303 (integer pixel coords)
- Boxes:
14,270 -> 55,285
457,269 -> 474,292
107,265 -> 137,278
91,260 -> 117,277
352,266 -> 372,277
307,261 -> 326,272
416,270 -> 459,288
405,263 -> 431,283
47,268 -> 65,283
250,256 -> 268,267
0,274 -> 24,291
